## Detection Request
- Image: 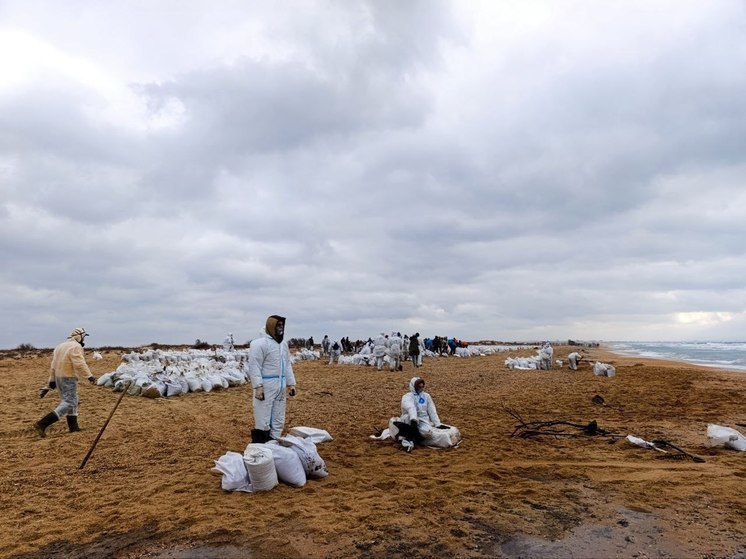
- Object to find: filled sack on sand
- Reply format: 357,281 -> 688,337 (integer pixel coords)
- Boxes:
279,435 -> 329,479
288,426 -> 333,443
426,424 -> 462,448
706,424 -> 746,451
262,441 -> 307,487
593,362 -> 616,377
243,444 -> 279,491
212,451 -> 252,492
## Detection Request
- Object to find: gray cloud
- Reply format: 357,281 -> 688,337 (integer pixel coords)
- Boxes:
2,0 -> 746,347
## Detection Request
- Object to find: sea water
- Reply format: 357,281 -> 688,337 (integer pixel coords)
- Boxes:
607,341 -> 746,372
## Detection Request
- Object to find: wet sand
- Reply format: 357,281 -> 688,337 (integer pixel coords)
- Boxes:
2,344 -> 745,559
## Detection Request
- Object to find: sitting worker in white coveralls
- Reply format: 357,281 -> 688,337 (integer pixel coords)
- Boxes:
248,315 -> 297,443
393,377 -> 442,452
568,351 -> 584,370
35,327 -> 97,437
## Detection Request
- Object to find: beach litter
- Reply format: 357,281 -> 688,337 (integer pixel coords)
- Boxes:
706,424 -> 746,451
626,435 -> 705,462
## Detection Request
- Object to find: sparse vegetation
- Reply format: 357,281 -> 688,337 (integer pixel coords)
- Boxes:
16,343 -> 36,351
193,339 -> 211,350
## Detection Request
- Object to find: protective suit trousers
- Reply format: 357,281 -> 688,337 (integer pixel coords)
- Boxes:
253,379 -> 287,439
54,377 -> 79,418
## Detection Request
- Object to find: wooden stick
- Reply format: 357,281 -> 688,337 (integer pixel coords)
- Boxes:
79,383 -> 129,470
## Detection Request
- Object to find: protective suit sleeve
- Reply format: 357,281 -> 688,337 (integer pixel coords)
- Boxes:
401,393 -> 417,423
282,341 -> 296,386
248,338 -> 266,388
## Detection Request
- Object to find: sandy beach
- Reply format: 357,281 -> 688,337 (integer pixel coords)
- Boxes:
2,344 -> 745,559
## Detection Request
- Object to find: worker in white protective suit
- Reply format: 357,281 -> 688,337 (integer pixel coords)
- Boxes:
568,351 -> 584,370
248,315 -> 297,442
394,376 -> 441,451
223,332 -> 235,352
328,340 -> 342,365
387,332 -> 403,371
373,332 -> 388,371
539,342 -> 553,370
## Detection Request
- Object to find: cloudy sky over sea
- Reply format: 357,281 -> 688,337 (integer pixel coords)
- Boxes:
2,0 -> 746,348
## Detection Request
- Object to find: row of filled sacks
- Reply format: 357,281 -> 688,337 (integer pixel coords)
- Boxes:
293,348 -> 321,361
96,367 -> 249,398
122,348 -> 251,363
505,356 -> 541,369
212,427 -> 332,492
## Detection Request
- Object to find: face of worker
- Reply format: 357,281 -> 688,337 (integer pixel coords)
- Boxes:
415,379 -> 425,393
276,321 -> 284,337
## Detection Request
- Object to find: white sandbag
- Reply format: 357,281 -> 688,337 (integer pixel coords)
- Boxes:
706,424 -> 746,451
141,384 -> 162,399
164,381 -> 183,397
288,426 -> 333,443
185,375 -> 202,392
279,435 -> 329,479
243,444 -> 279,491
593,362 -> 616,377
201,378 -> 213,392
211,451 -> 252,492
262,441 -> 306,487
97,372 -> 113,386
177,376 -> 189,393
426,424 -> 461,448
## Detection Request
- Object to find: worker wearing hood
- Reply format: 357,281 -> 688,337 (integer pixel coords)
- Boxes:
35,327 -> 97,437
248,315 -> 297,442
394,376 -> 441,450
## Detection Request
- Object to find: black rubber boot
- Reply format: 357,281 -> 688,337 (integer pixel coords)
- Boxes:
67,415 -> 82,432
251,429 -> 272,443
34,412 -> 59,438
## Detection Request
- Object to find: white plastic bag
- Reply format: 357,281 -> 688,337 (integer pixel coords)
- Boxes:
426,424 -> 461,448
288,426 -> 333,443
263,441 -> 307,487
593,362 -> 616,377
706,424 -> 746,451
243,444 -> 279,491
212,451 -> 252,492
279,435 -> 329,479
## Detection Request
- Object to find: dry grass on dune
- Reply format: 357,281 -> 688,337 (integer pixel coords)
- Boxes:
1,345 -> 745,558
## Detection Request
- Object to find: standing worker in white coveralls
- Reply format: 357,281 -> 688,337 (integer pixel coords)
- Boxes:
248,315 -> 297,443
34,327 -> 97,437
373,332 -> 388,371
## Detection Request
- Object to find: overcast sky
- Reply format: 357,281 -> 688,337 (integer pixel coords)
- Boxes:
2,0 -> 746,348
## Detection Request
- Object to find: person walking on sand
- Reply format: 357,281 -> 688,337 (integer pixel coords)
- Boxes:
248,315 -> 297,443
373,332 -> 388,371
388,332 -> 403,371
35,327 -> 97,437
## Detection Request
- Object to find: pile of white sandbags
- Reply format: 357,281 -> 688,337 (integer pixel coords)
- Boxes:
505,356 -> 540,369
212,426 -> 332,492
96,348 -> 251,398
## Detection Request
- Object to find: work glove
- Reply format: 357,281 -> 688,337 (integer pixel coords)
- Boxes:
48,380 -> 57,390
39,386 -> 50,398
254,386 -> 265,401
288,386 -> 297,397
88,376 -> 97,384
410,419 -> 418,429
